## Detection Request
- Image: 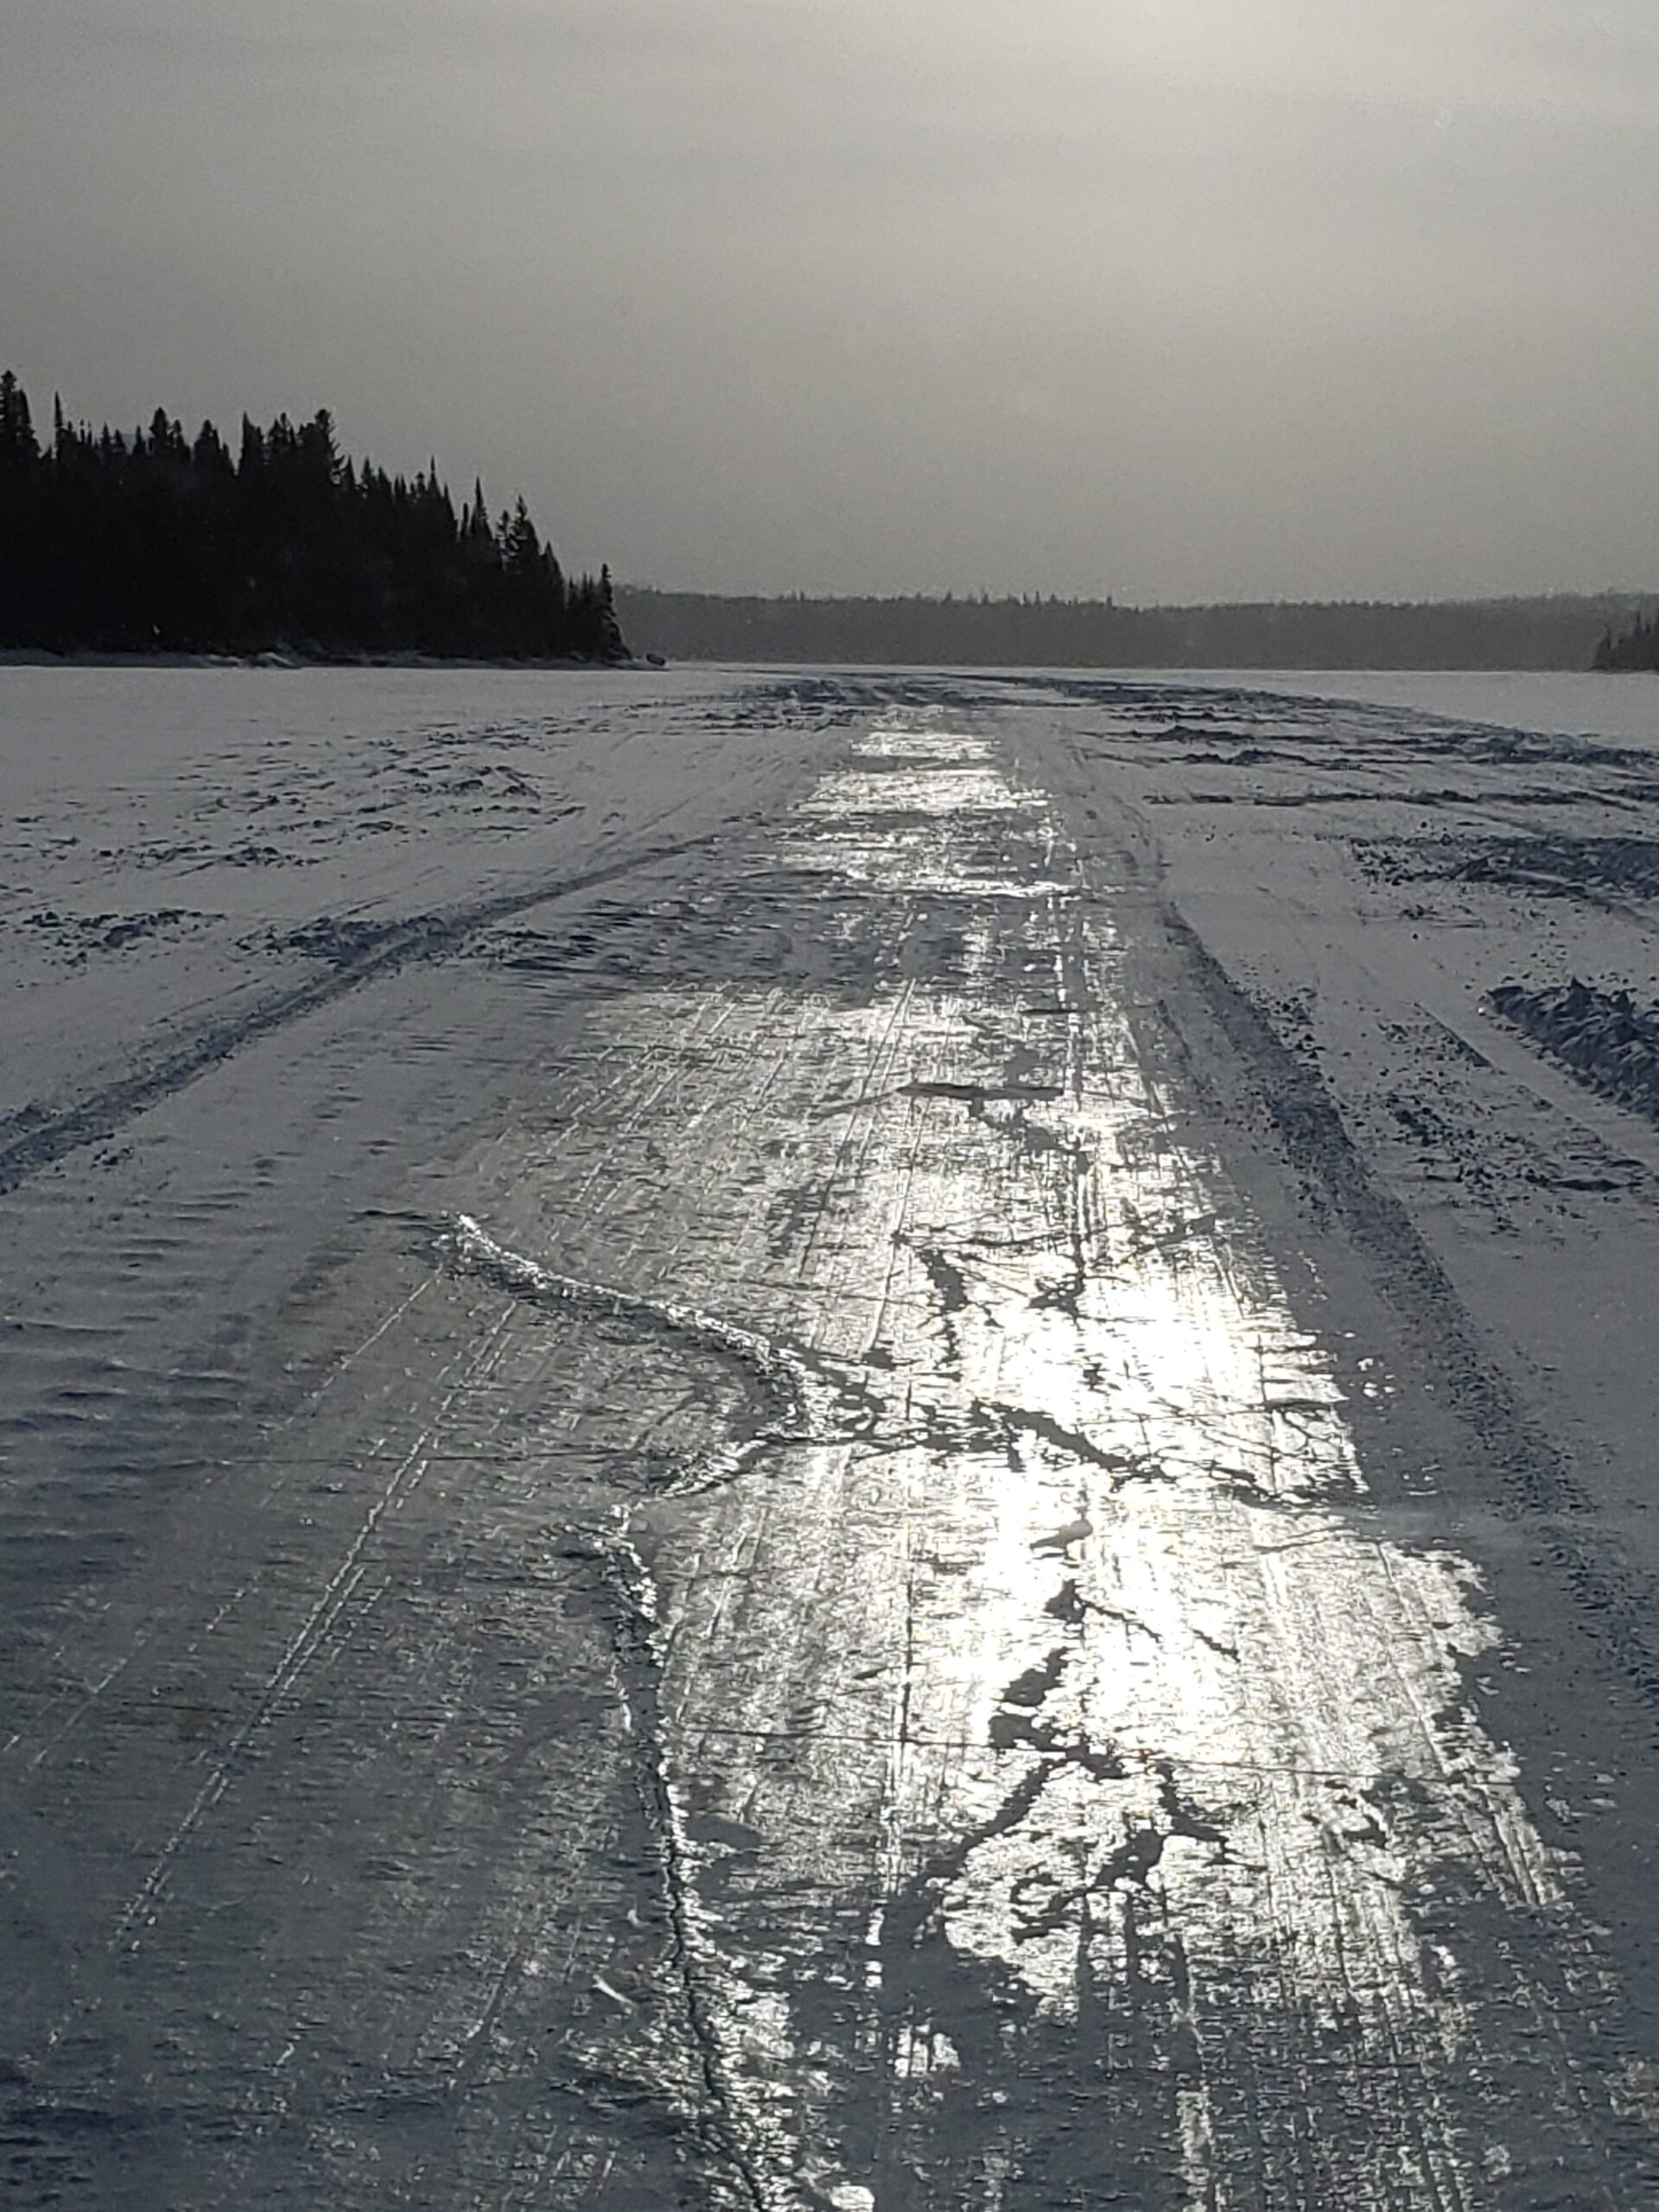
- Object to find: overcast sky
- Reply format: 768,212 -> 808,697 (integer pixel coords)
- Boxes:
5,0 -> 1658,601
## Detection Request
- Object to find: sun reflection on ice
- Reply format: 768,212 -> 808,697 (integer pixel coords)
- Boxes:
775,715 -> 1581,2201
531,709 -> 1628,2209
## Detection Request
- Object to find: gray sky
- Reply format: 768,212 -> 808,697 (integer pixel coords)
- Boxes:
5,0 -> 1658,601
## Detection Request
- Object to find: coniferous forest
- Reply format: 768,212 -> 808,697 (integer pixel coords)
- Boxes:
618,586 -> 1658,672
1592,610 -> 1659,671
0,372 -> 626,661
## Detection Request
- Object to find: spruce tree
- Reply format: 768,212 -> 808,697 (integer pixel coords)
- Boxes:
0,371 -> 627,661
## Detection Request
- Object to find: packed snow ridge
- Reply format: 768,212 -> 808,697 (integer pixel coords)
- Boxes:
1490,978 -> 1659,1124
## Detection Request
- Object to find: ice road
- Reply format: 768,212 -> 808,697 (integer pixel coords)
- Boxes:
4,664 -> 1659,2209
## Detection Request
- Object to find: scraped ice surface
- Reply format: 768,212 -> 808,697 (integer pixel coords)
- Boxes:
3,664 -> 1658,2209
533,715 -> 1618,2209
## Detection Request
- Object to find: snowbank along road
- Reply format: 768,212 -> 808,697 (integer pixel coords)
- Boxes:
4,664 -> 1659,2209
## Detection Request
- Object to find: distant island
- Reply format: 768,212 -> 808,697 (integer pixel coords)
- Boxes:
0,372 -> 626,664
1592,611 -> 1659,672
617,586 -> 1657,673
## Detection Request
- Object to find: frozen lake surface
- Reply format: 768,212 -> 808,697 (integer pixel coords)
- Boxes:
1138,664 -> 1659,749
3,663 -> 1659,2208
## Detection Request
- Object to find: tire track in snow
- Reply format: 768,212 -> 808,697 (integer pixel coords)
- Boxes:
0,827 -> 728,1198
1165,904 -> 1659,1727
112,1300 -> 515,1947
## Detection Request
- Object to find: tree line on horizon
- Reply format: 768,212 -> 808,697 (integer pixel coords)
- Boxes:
617,586 -> 1656,671
0,372 -> 626,662
1592,610 -> 1659,671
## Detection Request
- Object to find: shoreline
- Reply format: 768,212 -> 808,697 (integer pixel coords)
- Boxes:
0,647 -> 645,672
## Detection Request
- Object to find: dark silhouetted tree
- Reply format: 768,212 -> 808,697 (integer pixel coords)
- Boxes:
1594,610 -> 1659,671
0,372 -> 626,662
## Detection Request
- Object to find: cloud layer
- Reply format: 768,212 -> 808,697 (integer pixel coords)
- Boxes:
5,0 -> 1657,597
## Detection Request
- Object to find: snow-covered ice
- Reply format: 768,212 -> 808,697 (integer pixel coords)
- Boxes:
4,662 -> 1659,2208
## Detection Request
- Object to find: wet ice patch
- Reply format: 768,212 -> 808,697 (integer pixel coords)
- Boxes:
788,722 -> 1067,901
797,766 -> 1018,820
594,702 -> 1609,2207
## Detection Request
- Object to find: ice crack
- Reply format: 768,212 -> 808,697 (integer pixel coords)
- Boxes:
443,1213 -> 847,1495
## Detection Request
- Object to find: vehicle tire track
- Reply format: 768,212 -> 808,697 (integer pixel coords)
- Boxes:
0,827 -> 728,1198
1162,902 -> 1659,1726
112,1296 -> 515,1947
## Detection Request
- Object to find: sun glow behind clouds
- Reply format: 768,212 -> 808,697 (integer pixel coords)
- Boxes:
4,0 -> 1659,597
